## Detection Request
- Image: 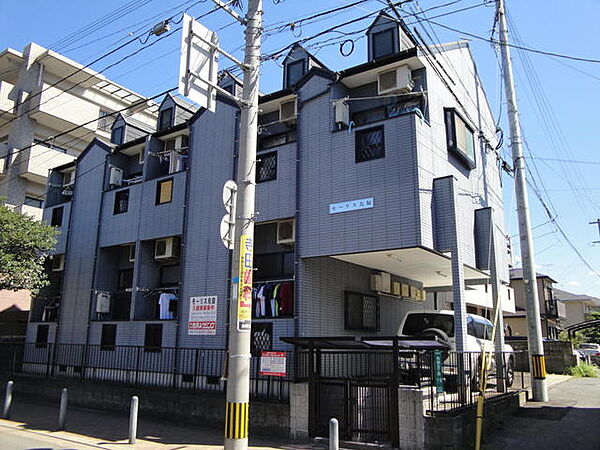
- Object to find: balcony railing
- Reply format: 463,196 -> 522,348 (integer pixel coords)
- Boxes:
545,300 -> 559,318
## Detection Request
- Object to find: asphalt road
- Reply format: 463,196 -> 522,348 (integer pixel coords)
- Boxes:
484,376 -> 600,449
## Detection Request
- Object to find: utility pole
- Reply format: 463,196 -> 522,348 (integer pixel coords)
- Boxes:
496,0 -> 548,401
224,0 -> 262,448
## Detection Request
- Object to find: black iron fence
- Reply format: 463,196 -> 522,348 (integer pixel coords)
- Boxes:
0,343 -> 290,402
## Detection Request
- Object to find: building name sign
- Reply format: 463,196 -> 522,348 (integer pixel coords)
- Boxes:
329,197 -> 374,215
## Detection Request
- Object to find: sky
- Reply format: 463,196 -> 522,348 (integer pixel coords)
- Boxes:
2,0 -> 600,297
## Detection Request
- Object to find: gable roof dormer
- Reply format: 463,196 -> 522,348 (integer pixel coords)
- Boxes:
366,11 -> 417,62
157,93 -> 198,131
218,69 -> 243,98
110,113 -> 154,145
282,43 -> 329,89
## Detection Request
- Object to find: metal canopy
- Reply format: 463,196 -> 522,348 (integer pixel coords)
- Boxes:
280,336 -> 449,350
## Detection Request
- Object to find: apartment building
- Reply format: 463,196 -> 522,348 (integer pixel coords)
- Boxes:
0,42 -> 157,220
27,14 -> 513,369
505,269 -> 566,338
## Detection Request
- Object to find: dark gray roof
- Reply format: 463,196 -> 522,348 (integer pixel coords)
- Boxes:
121,115 -> 155,133
554,288 -> 600,305
170,94 -> 198,113
509,268 -> 557,283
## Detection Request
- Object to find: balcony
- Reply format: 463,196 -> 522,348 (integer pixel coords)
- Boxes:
17,142 -> 75,184
28,83 -> 101,139
545,299 -> 560,318
30,297 -> 60,323
0,80 -> 16,118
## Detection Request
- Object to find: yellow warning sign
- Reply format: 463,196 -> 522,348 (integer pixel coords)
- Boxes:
237,235 -> 253,331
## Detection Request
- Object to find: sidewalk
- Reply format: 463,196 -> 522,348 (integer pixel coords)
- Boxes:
0,397 -> 314,449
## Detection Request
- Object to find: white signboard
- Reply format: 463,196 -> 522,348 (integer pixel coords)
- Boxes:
188,296 -> 217,335
329,197 -> 374,214
179,13 -> 218,112
259,351 -> 287,377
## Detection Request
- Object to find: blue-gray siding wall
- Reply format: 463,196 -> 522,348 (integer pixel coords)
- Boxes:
99,184 -> 142,247
255,142 -> 296,222
42,201 -> 71,255
138,171 -> 185,241
298,83 -> 422,258
54,144 -> 108,344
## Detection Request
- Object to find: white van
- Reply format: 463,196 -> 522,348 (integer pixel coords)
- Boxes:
398,310 -> 515,387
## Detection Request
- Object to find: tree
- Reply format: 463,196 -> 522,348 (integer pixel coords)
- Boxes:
580,311 -> 600,344
0,202 -> 57,294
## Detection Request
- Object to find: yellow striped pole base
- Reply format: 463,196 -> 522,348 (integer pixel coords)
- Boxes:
532,355 -> 546,380
225,402 -> 249,440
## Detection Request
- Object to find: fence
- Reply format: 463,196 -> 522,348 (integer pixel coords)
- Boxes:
0,343 -> 290,402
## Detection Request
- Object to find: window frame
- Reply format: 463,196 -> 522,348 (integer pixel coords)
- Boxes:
158,107 -> 174,131
113,189 -> 130,215
372,28 -> 396,59
256,151 -> 277,183
24,196 -> 43,209
344,291 -> 380,332
35,324 -> 50,348
355,126 -> 385,163
285,59 -> 306,88
51,206 -> 64,227
444,107 -> 476,169
156,178 -> 174,205
144,323 -> 163,352
111,126 -> 124,145
100,324 -> 117,351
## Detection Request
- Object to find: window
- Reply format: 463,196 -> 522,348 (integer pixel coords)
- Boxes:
51,206 -> 64,227
285,59 -> 305,87
444,108 -> 476,169
24,196 -> 43,209
256,152 -> 277,183
251,323 -> 273,356
100,324 -> 117,351
344,291 -> 379,331
144,324 -> 163,352
355,126 -> 385,162
160,264 -> 180,287
254,252 -> 294,281
156,178 -> 173,204
98,110 -> 114,132
118,269 -> 134,290
113,189 -> 129,214
158,107 -> 173,131
35,324 -> 49,348
111,126 -> 124,145
372,29 -> 395,59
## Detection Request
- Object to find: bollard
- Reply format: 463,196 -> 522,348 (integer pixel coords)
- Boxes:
2,381 -> 13,419
329,417 -> 339,450
58,388 -> 68,430
129,395 -> 139,445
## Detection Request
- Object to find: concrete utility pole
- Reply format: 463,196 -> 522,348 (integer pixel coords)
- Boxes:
496,0 -> 548,401
224,0 -> 262,448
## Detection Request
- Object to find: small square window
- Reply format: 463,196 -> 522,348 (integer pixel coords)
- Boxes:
144,324 -> 163,352
159,108 -> 173,131
100,324 -> 117,351
111,126 -> 124,145
355,126 -> 385,163
444,108 -> 476,169
344,291 -> 379,331
51,206 -> 64,227
372,29 -> 395,59
35,324 -> 50,348
24,196 -> 43,209
156,178 -> 173,205
285,59 -> 305,88
113,189 -> 129,214
256,152 -> 277,183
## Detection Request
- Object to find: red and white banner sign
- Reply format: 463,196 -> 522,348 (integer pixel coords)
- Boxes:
188,296 -> 217,335
259,351 -> 286,377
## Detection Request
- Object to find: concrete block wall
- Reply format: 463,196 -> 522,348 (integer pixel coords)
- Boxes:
397,386 -> 425,450
289,382 -> 309,439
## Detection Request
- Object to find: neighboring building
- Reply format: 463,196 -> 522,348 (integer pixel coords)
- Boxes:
505,269 -> 566,339
27,15 -> 511,377
0,42 -> 157,220
554,288 -> 600,328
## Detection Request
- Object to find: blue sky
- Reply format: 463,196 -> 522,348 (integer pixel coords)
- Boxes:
3,0 -> 600,297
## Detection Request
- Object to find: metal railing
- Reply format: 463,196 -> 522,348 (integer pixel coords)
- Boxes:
0,343 -> 290,402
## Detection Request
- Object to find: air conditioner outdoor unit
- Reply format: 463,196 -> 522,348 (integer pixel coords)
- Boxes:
370,272 -> 391,294
109,167 -> 123,187
377,65 -> 413,95
51,254 -> 64,272
155,237 -> 178,260
276,219 -> 295,245
128,244 -> 136,263
279,99 -> 297,123
333,99 -> 350,126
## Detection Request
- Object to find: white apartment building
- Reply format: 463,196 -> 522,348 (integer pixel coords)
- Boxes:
0,42 -> 157,220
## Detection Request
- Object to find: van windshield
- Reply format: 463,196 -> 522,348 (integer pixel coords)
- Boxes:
401,314 -> 454,337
